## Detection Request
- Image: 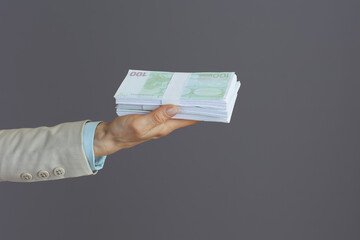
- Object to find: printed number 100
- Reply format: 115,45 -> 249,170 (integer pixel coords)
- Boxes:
130,72 -> 147,77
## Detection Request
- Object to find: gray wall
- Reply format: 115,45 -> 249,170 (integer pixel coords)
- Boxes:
1,0 -> 359,239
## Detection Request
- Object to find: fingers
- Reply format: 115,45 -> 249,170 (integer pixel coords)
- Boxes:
139,105 -> 179,132
164,119 -> 199,131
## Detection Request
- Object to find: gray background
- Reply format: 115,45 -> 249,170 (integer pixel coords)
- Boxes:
0,0 -> 359,239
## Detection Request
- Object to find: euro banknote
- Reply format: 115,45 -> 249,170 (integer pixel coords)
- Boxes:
114,70 -> 241,123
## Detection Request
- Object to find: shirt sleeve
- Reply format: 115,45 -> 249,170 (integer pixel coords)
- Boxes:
83,121 -> 107,172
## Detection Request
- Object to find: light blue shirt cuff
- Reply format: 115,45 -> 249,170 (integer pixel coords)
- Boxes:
83,121 -> 107,172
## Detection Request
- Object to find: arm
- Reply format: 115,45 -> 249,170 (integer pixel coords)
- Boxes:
0,120 -> 93,182
0,105 -> 197,182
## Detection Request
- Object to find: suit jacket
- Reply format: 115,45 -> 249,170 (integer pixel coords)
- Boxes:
0,120 -> 94,182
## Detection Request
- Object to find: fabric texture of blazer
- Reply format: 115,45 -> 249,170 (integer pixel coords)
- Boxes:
0,120 -> 95,182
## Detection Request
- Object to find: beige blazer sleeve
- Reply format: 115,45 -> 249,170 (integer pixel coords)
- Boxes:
0,120 -> 95,182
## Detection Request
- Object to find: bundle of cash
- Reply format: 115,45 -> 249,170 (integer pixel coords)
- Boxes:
114,70 -> 241,123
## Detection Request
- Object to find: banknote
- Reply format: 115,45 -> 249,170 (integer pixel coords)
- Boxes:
114,70 -> 237,103
114,70 -> 241,123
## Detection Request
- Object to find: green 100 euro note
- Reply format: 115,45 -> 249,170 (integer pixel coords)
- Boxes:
114,70 -> 238,105
114,70 -> 241,123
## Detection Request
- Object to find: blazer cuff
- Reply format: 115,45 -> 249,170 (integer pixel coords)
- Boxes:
0,120 -> 95,182
83,121 -> 107,172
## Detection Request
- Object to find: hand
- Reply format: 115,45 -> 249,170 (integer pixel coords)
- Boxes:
93,105 -> 198,157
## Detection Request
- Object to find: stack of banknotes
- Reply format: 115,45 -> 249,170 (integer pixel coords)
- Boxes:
114,70 -> 241,123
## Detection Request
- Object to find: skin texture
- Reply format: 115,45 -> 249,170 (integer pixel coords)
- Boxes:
93,105 -> 198,157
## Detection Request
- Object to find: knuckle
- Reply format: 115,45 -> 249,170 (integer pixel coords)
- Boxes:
154,134 -> 164,139
134,130 -> 144,139
155,133 -> 163,138
156,130 -> 168,138
129,121 -> 144,137
153,112 -> 165,124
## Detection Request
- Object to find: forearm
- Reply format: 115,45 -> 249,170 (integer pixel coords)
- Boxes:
0,121 -> 94,182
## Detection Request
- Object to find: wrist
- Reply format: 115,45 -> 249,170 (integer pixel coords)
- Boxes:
93,122 -> 112,157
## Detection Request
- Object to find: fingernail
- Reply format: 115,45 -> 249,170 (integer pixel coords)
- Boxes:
166,106 -> 178,116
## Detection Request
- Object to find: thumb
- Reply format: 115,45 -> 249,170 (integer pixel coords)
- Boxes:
142,105 -> 178,130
